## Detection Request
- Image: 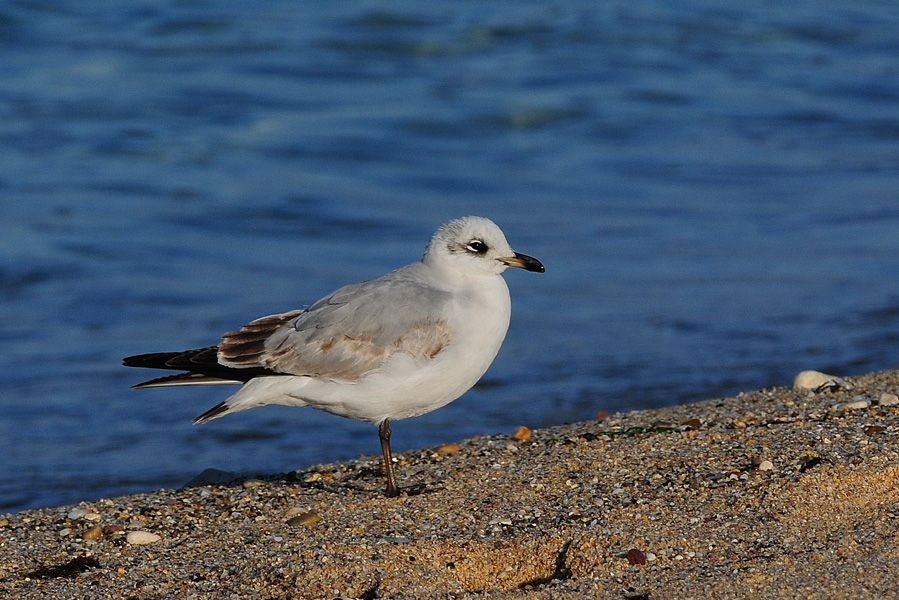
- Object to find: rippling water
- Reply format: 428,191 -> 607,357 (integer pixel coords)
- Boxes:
2,1 -> 899,511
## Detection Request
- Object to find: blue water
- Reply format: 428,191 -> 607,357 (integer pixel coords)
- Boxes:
2,1 -> 899,512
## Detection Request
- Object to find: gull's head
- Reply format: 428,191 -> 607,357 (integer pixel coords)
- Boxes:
424,216 -> 544,277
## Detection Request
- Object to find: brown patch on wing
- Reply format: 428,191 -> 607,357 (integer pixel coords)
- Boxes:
393,321 -> 450,359
218,309 -> 304,367
263,319 -> 452,382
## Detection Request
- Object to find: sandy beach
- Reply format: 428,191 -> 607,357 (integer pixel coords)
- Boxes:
2,369 -> 898,599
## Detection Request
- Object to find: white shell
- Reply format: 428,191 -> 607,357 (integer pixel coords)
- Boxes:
793,370 -> 852,392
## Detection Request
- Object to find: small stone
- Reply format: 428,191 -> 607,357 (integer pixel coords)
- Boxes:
864,425 -> 886,436
682,418 -> 702,430
58,527 -> 72,537
283,506 -> 305,519
242,479 -> 264,489
273,536 -> 284,542
287,511 -> 320,527
841,398 -> 871,410
758,460 -> 774,471
184,468 -> 239,487
67,508 -> 87,520
304,472 -> 323,483
102,525 -> 125,536
435,443 -> 462,456
0,518 -> 9,527
793,370 -> 852,392
83,526 -> 104,540
511,426 -> 532,443
626,548 -> 647,565
126,530 -> 161,545
84,512 -> 102,521
878,393 -> 899,407
645,552 -> 657,561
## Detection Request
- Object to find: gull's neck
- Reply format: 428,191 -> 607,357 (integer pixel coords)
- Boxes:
422,257 -> 498,290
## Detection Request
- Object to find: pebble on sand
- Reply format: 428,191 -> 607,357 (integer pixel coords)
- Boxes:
287,511 -> 321,527
102,525 -> 125,536
83,526 -> 104,541
512,426 -> 532,443
841,398 -> 871,411
435,443 -> 462,456
879,393 -> 899,407
184,468 -> 239,487
758,460 -> 774,471
626,548 -> 648,565
126,531 -> 161,545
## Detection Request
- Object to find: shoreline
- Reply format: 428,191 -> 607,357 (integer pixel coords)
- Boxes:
2,369 -> 898,598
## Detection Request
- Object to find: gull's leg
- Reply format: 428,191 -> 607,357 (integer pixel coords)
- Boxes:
379,419 -> 400,497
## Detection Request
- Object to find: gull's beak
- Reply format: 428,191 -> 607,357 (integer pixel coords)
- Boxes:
498,252 -> 545,273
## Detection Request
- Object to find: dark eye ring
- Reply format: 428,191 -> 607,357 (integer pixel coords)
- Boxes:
466,240 -> 488,254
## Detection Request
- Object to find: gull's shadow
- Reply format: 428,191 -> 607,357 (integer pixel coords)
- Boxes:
182,466 -> 443,497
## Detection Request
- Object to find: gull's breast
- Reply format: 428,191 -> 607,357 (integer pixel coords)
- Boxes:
298,275 -> 513,423
373,275 -> 513,419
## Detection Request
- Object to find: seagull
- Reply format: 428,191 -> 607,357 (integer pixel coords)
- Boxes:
123,216 -> 544,497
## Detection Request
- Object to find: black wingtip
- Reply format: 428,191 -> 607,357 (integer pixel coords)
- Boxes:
193,402 -> 229,425
122,355 -> 142,368
122,352 -> 179,369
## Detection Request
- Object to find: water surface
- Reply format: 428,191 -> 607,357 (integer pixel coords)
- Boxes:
2,1 -> 899,511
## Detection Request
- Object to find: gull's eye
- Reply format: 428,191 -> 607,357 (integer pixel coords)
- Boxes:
466,240 -> 488,254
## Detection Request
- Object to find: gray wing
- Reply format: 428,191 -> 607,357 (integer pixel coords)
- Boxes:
218,266 -> 453,382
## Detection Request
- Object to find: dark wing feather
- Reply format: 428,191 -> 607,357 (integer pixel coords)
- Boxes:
123,311 -> 306,387
123,347 -> 220,370
123,346 -> 275,386
218,309 -> 304,366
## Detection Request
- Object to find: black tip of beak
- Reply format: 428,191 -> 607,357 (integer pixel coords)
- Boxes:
515,252 -> 545,273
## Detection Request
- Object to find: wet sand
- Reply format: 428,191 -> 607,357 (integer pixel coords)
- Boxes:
2,369 -> 898,599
